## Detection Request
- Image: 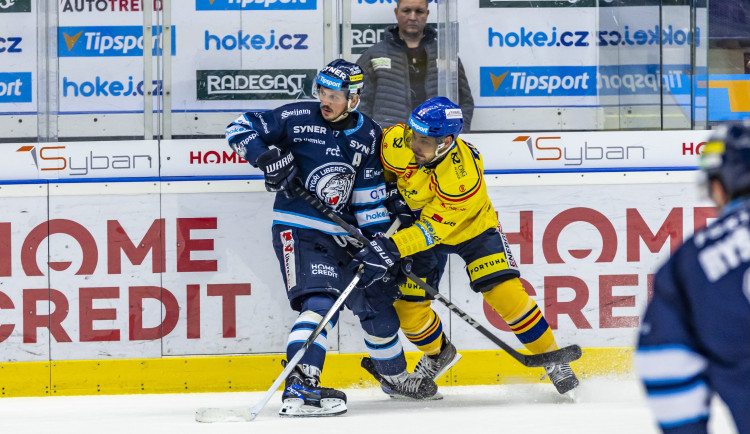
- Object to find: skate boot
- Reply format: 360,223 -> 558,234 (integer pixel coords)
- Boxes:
543,362 -> 579,395
360,357 -> 439,400
413,335 -> 462,380
279,363 -> 347,417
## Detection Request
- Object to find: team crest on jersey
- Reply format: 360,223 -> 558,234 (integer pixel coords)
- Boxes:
306,163 -> 355,211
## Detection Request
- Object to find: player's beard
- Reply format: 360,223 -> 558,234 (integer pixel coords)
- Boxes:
321,103 -> 346,122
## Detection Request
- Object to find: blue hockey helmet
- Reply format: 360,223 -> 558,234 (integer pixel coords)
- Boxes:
314,59 -> 364,100
701,120 -> 750,200
408,97 -> 463,139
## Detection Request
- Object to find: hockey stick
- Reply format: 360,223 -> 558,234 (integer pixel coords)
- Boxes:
195,270 -> 364,423
292,182 -> 582,368
195,205 -> 402,423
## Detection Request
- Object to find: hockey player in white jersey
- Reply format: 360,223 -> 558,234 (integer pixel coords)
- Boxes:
635,120 -> 750,434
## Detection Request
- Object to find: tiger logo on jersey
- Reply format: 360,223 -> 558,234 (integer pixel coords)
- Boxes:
306,162 -> 355,212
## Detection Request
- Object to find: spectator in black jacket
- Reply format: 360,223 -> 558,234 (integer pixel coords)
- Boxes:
356,0 -> 474,131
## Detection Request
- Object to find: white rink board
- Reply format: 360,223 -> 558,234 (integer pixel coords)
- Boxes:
0,176 -> 714,362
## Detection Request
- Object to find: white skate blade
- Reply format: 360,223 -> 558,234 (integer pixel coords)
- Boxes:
278,398 -> 347,417
433,352 -> 462,379
195,407 -> 255,423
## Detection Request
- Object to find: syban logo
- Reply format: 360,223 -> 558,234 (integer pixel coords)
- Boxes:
197,69 -> 316,100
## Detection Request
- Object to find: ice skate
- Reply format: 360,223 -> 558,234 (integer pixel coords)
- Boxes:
413,335 -> 462,380
361,357 -> 440,400
543,362 -> 579,397
279,363 -> 347,417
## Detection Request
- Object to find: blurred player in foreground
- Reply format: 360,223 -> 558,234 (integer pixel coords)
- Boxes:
636,120 -> 750,434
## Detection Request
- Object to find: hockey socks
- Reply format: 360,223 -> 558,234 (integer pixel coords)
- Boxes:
286,297 -> 340,368
483,278 -> 558,354
364,332 -> 407,376
394,299 -> 444,356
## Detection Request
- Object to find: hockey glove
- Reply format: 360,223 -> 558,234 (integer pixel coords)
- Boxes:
255,148 -> 299,198
384,182 -> 415,227
353,236 -> 405,287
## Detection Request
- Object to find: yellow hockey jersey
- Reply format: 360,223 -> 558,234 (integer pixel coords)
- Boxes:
381,124 -> 499,257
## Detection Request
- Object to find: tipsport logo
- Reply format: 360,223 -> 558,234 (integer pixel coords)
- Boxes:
196,69 -> 316,100
597,64 -> 691,96
0,72 -> 32,103
196,0 -> 316,10
482,65 -> 696,98
480,66 -> 596,97
58,26 -> 176,57
0,0 -> 31,12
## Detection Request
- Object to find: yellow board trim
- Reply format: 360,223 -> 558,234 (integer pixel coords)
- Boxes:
0,347 -> 634,397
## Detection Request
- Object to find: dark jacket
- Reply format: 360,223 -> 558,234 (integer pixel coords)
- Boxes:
357,25 -> 474,132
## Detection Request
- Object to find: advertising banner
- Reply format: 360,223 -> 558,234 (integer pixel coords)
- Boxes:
160,138 -> 261,178
58,6 -> 155,114
3,140 -> 159,180
0,176 -> 714,361
464,129 -> 711,172
168,1 -> 325,112
0,0 -> 35,113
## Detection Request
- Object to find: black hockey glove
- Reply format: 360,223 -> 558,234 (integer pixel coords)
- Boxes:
384,182 -> 415,227
353,236 -> 407,287
255,148 -> 298,198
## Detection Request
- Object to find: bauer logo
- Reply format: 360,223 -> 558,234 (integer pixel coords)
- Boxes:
480,66 -> 596,97
197,69 -> 316,100
0,72 -> 32,103
196,0 -> 316,10
0,0 -> 31,12
58,26 -> 176,57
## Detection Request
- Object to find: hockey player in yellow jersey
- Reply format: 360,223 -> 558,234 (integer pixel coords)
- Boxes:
360,97 -> 579,396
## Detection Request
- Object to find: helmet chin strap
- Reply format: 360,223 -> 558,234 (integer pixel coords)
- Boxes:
329,97 -> 359,123
426,137 -> 454,165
